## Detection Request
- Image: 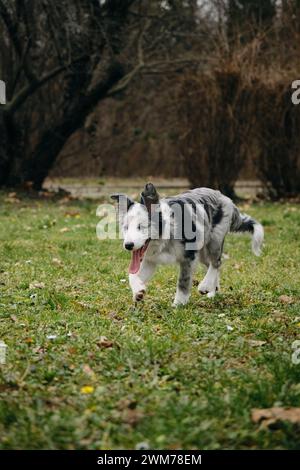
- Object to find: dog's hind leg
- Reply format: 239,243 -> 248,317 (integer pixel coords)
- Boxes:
198,239 -> 223,298
199,196 -> 232,298
173,254 -> 197,307
129,260 -> 156,303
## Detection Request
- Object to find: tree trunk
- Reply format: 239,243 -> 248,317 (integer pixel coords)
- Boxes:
0,109 -> 9,185
0,109 -> 22,187
2,62 -> 124,189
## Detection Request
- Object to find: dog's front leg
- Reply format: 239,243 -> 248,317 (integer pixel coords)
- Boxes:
173,257 -> 197,307
198,263 -> 219,298
129,260 -> 156,303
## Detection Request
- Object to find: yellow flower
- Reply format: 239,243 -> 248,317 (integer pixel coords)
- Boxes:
80,385 -> 94,394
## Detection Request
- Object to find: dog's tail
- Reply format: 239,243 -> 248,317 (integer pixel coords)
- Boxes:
230,206 -> 264,256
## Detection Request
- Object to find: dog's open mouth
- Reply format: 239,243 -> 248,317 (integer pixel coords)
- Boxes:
129,239 -> 150,274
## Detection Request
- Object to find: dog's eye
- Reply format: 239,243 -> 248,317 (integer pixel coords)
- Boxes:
137,224 -> 141,230
123,225 -> 128,231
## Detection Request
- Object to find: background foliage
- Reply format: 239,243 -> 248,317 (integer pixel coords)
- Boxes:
0,0 -> 299,197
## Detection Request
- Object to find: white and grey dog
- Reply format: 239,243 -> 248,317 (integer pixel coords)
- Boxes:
111,183 -> 264,306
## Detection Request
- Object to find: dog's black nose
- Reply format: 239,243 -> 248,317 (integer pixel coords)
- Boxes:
125,242 -> 134,251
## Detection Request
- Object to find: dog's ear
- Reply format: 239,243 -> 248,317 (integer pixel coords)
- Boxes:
111,194 -> 134,210
111,194 -> 134,220
141,183 -> 159,213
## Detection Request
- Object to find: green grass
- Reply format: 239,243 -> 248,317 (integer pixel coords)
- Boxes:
0,191 -> 300,450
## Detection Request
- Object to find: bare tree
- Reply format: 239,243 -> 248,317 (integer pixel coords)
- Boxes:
0,0 -> 137,187
227,0 -> 276,41
0,0 -> 200,189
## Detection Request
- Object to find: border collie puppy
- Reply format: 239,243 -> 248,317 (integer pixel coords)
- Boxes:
111,183 -> 264,306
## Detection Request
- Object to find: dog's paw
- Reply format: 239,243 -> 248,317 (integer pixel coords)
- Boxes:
173,292 -> 190,307
134,290 -> 145,302
206,291 -> 216,299
198,287 -> 217,298
198,279 -> 217,297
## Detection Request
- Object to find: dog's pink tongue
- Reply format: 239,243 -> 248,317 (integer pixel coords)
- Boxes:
129,248 -> 142,274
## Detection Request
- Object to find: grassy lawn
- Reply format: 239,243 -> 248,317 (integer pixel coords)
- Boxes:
0,190 -> 299,450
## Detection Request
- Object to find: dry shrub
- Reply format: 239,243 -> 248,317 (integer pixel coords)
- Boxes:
178,24 -> 300,199
53,74 -> 183,179
178,65 -> 255,198
254,82 -> 300,199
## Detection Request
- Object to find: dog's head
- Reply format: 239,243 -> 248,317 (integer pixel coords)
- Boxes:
111,183 -> 160,273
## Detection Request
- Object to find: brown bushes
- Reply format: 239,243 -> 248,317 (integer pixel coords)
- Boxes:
178,62 -> 300,199
255,83 -> 300,198
178,66 -> 255,198
49,3 -> 300,199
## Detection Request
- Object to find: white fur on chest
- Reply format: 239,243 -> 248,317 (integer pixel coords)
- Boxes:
144,240 -> 183,265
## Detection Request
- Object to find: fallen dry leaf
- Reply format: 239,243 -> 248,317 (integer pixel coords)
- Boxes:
98,336 -> 114,349
122,408 -> 144,426
248,339 -> 267,347
0,383 -> 19,392
82,364 -> 96,378
24,337 -> 34,344
153,325 -> 162,335
60,227 -> 70,233
108,311 -> 122,321
64,210 -> 80,217
32,346 -> 45,355
52,257 -> 62,266
251,407 -> 300,429
5,192 -> 21,204
117,398 -> 137,411
29,281 -> 45,289
279,295 -> 294,304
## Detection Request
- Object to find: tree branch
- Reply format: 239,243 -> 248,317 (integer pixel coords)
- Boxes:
5,55 -> 87,115
105,64 -> 143,97
11,38 -> 31,94
106,58 -> 201,98
0,0 -> 37,82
